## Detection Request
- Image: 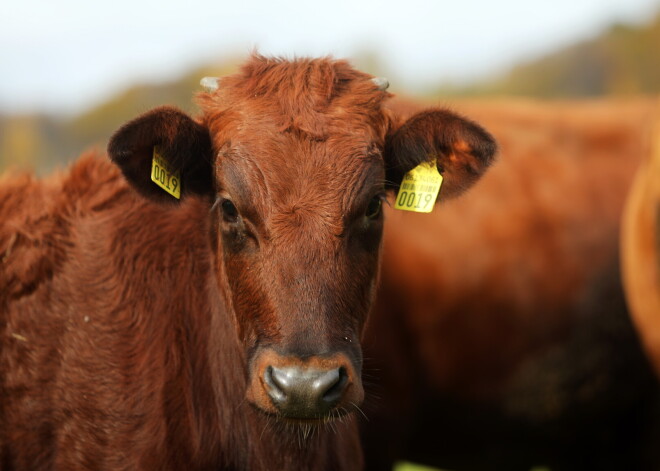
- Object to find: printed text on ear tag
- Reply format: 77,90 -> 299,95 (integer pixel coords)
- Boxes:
394,160 -> 443,213
151,147 -> 181,199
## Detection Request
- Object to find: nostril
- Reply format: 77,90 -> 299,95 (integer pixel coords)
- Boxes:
263,365 -> 350,416
321,367 -> 348,405
264,366 -> 287,403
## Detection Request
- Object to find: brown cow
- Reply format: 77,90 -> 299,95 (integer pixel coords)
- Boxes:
0,55 -> 495,470
362,99 -> 660,470
622,117 -> 660,377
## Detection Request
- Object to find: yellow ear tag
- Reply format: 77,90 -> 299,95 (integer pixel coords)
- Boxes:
151,146 -> 181,199
394,160 -> 443,213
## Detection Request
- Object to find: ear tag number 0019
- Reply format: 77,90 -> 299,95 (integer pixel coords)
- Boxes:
394,160 -> 443,213
151,147 -> 181,199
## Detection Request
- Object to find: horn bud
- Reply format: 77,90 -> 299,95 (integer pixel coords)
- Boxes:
200,77 -> 220,92
371,77 -> 389,91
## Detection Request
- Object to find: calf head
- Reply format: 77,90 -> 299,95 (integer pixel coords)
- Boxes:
108,55 -> 496,423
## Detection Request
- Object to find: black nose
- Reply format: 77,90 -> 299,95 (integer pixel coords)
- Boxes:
264,366 -> 348,418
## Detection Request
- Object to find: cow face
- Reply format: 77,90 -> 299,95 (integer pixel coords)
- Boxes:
108,56 -> 496,423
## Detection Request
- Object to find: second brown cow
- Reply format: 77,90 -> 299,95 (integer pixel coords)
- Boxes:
363,99 -> 660,470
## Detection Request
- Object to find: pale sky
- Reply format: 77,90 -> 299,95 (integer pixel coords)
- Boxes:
1,0 -> 658,115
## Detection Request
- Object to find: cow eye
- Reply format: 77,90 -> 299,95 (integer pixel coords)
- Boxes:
365,195 -> 383,219
221,199 -> 239,222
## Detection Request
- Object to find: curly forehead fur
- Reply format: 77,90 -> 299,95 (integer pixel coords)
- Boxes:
196,54 -> 392,140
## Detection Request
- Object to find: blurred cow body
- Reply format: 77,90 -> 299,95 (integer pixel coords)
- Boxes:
622,118 -> 660,379
363,99 -> 660,470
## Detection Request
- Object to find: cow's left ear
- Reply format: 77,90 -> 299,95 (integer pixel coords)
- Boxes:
384,109 -> 497,200
108,106 -> 214,203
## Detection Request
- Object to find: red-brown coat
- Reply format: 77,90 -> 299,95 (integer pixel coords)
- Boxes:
0,56 -> 496,470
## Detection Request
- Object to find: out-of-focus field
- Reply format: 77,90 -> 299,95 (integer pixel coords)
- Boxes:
395,465 -> 552,471
395,462 -> 445,471
0,11 -> 657,175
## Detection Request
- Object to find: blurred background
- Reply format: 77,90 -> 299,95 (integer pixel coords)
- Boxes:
0,0 -> 658,173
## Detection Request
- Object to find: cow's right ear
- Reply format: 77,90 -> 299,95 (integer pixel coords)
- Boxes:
108,106 -> 214,203
384,108 -> 497,201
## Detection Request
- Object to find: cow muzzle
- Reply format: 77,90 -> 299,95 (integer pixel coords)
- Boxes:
247,350 -> 364,420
